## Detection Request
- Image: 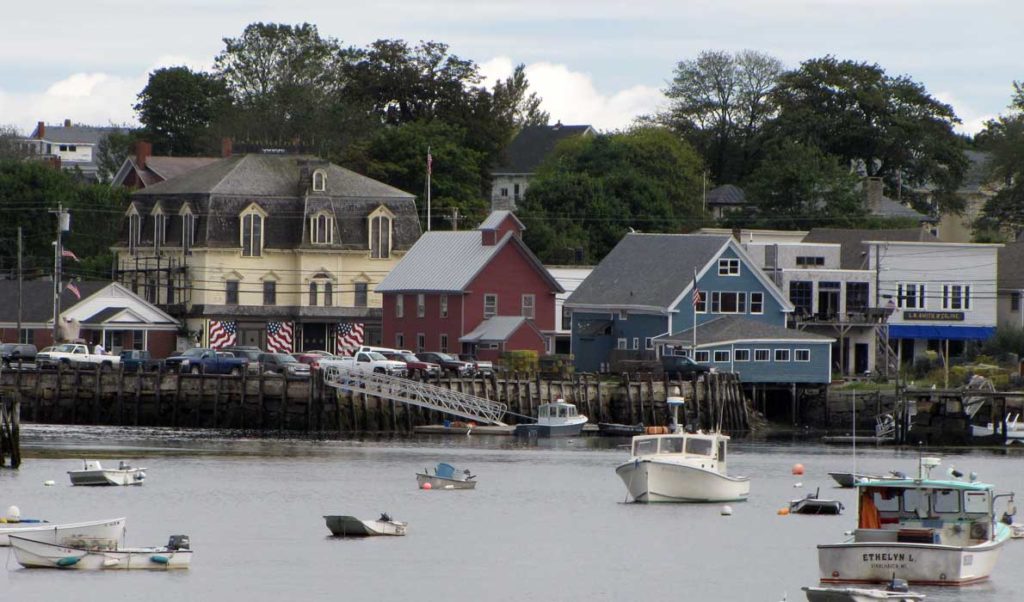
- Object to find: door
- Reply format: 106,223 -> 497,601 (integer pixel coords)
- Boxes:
238,326 -> 264,349
855,343 -> 869,375
817,282 -> 841,320
302,323 -> 327,352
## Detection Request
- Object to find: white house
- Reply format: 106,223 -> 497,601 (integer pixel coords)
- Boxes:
547,266 -> 593,354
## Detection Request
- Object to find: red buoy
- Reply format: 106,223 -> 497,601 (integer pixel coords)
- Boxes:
792,463 -> 805,476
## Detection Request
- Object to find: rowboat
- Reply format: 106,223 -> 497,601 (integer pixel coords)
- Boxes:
791,489 -> 845,515
803,578 -> 925,601
323,514 -> 407,537
416,463 -> 477,490
0,516 -> 126,547
68,460 -> 146,486
8,534 -> 191,570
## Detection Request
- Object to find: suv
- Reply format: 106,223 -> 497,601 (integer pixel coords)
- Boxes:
382,351 -> 439,378
220,346 -> 263,373
660,355 -> 713,377
119,350 -> 162,372
416,352 -> 474,377
0,343 -> 37,367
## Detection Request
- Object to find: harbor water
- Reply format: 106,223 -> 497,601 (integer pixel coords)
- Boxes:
3,425 -> 1024,601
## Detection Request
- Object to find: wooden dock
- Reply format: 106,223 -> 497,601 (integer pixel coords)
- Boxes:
0,394 -> 20,468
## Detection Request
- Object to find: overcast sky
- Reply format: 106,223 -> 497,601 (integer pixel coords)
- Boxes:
2,1 -> 1021,136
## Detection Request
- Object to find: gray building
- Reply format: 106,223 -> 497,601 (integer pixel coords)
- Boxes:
490,122 -> 594,211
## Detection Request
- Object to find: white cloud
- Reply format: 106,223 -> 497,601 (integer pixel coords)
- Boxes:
479,56 -> 663,131
934,91 -> 995,135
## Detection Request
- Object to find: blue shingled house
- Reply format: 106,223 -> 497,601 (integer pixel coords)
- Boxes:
565,233 -> 833,384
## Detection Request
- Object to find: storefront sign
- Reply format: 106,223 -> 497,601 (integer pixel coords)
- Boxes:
903,310 -> 965,322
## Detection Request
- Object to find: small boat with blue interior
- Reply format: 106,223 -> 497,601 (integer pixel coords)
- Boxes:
818,457 -> 1015,586
416,463 -> 477,490
8,534 -> 191,570
513,398 -> 587,438
615,397 -> 749,503
323,514 -> 407,537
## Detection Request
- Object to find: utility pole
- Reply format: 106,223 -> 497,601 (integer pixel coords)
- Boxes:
16,227 -> 22,341
426,146 -> 432,232
449,207 -> 460,231
49,204 -> 70,343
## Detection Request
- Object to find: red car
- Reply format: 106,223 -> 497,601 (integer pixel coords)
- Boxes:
382,351 -> 440,378
290,351 -> 334,369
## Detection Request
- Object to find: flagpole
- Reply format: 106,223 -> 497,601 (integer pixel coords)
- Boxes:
692,268 -> 698,357
426,146 -> 432,232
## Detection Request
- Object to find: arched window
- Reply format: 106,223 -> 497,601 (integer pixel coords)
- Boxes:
370,215 -> 391,259
128,212 -> 141,254
153,211 -> 166,250
241,211 -> 264,257
311,212 -> 333,244
181,208 -> 196,250
312,170 -> 327,192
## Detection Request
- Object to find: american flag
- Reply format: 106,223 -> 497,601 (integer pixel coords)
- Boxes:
266,321 -> 294,353
692,286 -> 703,309
209,320 -> 237,349
66,281 -> 81,300
61,248 -> 80,262
336,322 -> 364,356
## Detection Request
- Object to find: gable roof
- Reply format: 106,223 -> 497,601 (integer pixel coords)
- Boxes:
657,315 -> 834,347
873,195 -> 931,221
566,234 -> 730,310
112,156 -> 222,189
479,210 -> 525,231
0,280 -> 111,324
706,184 -> 746,207
376,231 -> 562,293
803,228 -> 937,270
493,123 -> 594,174
460,316 -> 535,343
29,124 -> 129,145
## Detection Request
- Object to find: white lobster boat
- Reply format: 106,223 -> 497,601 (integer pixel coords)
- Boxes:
323,514 -> 407,537
8,534 -> 192,570
68,460 -> 146,486
0,516 -> 126,547
818,457 -> 1015,586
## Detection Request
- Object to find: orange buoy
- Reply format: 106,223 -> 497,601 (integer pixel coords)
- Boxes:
422,482 -> 432,490
792,463 -> 805,476
777,507 -> 790,516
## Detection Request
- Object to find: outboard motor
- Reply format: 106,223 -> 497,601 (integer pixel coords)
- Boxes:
887,576 -> 910,593
167,535 -> 191,551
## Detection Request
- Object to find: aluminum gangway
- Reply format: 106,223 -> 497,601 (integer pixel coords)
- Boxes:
322,365 -> 508,426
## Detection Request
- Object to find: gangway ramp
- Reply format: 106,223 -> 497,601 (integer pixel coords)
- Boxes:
322,365 -> 508,426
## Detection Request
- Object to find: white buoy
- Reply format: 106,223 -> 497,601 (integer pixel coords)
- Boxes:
793,482 -> 803,488
5,505 -> 20,520
720,505 -> 733,516
43,480 -> 56,486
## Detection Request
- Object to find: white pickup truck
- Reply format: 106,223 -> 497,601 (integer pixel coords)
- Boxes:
321,351 -> 407,377
36,343 -> 120,370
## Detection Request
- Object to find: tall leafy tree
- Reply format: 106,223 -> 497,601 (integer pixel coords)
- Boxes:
978,82 -> 1024,234
135,66 -> 230,155
0,160 -> 78,275
518,127 -> 704,263
0,125 -> 29,160
769,56 -> 967,210
95,128 -> 139,183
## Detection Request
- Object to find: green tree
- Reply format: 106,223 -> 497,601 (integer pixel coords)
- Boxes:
95,128 -> 139,183
733,140 -> 865,230
135,66 -> 230,155
662,50 -> 783,184
978,82 -> 1024,234
0,160 -> 78,276
64,183 -> 132,279
518,127 -> 704,263
769,56 -> 967,209
0,124 -> 29,160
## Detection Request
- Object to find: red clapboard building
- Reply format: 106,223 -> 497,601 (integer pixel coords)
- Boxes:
375,211 -> 563,361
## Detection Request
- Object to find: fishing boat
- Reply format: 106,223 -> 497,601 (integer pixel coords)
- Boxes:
0,515 -> 126,547
597,422 -> 646,437
68,460 -> 146,486
513,399 -> 588,437
791,489 -> 845,515
8,534 -> 191,570
416,463 -> 477,490
803,576 -> 925,601
971,413 -> 1024,444
817,457 -> 1015,586
323,514 -> 407,537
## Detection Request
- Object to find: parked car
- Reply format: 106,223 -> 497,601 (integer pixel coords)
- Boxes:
164,347 -> 248,375
36,343 -> 119,370
220,346 -> 263,373
0,343 -> 37,367
290,351 -> 333,369
321,351 -> 407,376
258,353 -> 311,377
119,350 -> 162,372
458,354 -> 494,376
416,352 -> 474,377
382,351 -> 439,378
660,355 -> 713,377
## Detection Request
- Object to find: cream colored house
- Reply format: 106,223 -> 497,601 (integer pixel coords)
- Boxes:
112,153 -> 421,352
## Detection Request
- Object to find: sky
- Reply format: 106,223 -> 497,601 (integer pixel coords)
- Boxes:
2,1 -> 1022,136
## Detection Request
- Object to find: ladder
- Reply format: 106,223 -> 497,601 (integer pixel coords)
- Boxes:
322,365 -> 508,426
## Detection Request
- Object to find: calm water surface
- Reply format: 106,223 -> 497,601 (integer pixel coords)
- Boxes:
2,425 -> 1024,601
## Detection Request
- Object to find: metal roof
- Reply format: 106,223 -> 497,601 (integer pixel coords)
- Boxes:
29,124 -> 129,145
478,210 -> 524,231
460,316 -> 528,342
706,184 -> 746,206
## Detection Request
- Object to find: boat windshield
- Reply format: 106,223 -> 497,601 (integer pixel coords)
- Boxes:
658,437 -> 684,454
633,439 -> 659,456
685,438 -> 713,457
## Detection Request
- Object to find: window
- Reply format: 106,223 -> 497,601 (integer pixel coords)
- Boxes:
694,290 -> 707,313
713,350 -> 730,362
311,213 -> 332,244
309,282 -> 318,306
645,337 -> 654,350
562,308 -> 571,330
795,256 -> 825,267
694,350 -> 710,362
632,337 -> 640,350
617,338 -> 627,350
417,294 -> 425,318
898,283 -> 926,309
324,282 -> 333,307
513,183 -> 520,198
395,294 -> 404,318
774,349 -> 791,362
440,334 -> 448,353
440,295 -> 448,318
521,294 -> 535,319
263,281 -> 277,305
942,285 -> 971,310
226,280 -> 239,305
500,187 -> 509,197
795,349 -> 811,362
416,333 -> 425,353
484,294 -> 498,318
750,292 -> 763,314
182,212 -> 196,250
241,211 -> 263,257
153,212 -> 166,250
754,349 -> 770,362
1013,292 -> 1021,313
619,309 -> 628,320
59,144 -> 68,152
395,333 -> 404,349
789,281 -> 813,315
312,170 -> 326,192
734,349 -> 750,362
128,213 -> 141,254
847,282 -> 869,311
710,291 -> 746,314
718,258 -> 740,276
370,215 -> 391,259
934,489 -> 960,513
354,283 -> 368,308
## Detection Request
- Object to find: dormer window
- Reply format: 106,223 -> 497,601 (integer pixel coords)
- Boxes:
153,210 -> 167,251
311,211 -> 333,245
240,205 -> 266,257
127,208 -> 141,254
181,209 -> 196,250
369,207 -> 394,259
312,169 -> 327,192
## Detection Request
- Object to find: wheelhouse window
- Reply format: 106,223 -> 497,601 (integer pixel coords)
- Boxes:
484,294 -> 498,318
311,213 -> 333,245
369,214 -> 392,259
263,281 -> 277,305
226,280 -> 239,305
718,258 -> 740,276
241,211 -> 263,257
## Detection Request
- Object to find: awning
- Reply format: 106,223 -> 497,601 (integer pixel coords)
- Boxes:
888,325 -> 996,341
460,316 -> 526,343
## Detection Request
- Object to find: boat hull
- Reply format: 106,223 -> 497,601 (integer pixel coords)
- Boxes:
68,468 -> 145,486
615,458 -> 750,503
323,515 -> 407,537
9,536 -> 191,570
818,535 -> 1008,586
416,474 -> 476,490
802,586 -> 924,601
0,517 -> 126,547
513,420 -> 585,438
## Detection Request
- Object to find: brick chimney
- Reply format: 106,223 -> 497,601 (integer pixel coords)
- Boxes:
221,137 -> 233,158
134,140 -> 152,170
36,121 -> 45,139
865,177 -> 883,213
64,118 -> 71,128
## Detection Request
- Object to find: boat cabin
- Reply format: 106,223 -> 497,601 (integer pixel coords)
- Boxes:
538,400 -> 580,421
854,479 -> 998,546
629,433 -> 730,472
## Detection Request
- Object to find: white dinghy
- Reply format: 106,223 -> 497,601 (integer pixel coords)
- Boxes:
323,514 -> 407,537
68,460 -> 146,486
8,534 -> 192,570
0,508 -> 125,548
